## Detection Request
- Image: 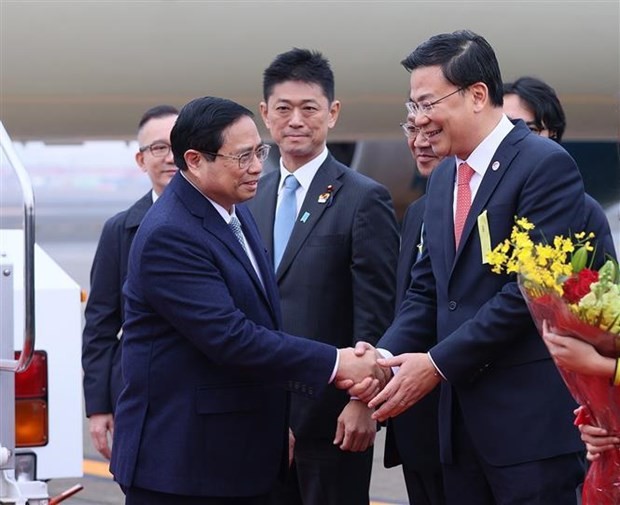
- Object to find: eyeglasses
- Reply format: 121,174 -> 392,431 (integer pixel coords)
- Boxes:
139,142 -> 172,158
399,122 -> 420,139
203,144 -> 271,170
406,86 -> 468,117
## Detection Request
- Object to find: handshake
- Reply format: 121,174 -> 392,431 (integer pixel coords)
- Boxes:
333,343 -> 442,422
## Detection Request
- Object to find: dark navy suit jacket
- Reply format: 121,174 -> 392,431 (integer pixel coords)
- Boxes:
110,173 -> 336,497
379,122 -> 585,468
82,191 -> 152,416
384,195 -> 441,473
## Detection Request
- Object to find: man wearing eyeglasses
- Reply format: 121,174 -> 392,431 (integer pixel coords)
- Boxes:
350,31 -> 586,504
247,48 -> 399,505
82,104 -> 178,460
109,96 -> 386,504
382,120 -> 445,505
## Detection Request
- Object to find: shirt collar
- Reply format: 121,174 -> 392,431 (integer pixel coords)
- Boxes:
456,114 -> 514,177
277,146 -> 328,194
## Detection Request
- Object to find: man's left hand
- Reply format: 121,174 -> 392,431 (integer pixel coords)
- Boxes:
333,399 -> 376,452
368,352 -> 441,422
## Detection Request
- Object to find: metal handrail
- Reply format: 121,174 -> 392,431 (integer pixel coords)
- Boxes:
0,121 -> 35,372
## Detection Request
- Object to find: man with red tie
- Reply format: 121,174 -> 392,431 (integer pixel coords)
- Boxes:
354,30 -> 586,504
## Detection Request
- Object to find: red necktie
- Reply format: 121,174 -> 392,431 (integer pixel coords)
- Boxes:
454,162 -> 475,249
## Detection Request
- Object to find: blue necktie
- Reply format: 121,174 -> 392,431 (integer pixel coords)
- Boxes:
273,174 -> 300,269
229,215 -> 247,254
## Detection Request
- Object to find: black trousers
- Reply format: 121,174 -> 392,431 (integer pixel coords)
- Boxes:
124,486 -> 269,505
268,438 -> 373,505
442,404 -> 585,505
401,464 -> 446,505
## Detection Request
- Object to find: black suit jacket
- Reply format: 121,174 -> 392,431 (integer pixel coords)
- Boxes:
82,191 -> 152,416
247,154 -> 399,440
384,195 -> 441,472
380,122 -> 586,467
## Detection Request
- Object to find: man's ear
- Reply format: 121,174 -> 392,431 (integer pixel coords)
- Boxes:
327,100 -> 341,129
469,82 -> 489,112
259,102 -> 270,129
135,150 -> 147,173
184,150 -> 204,171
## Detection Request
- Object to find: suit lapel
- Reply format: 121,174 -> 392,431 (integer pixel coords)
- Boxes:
276,157 -> 344,280
237,205 -> 281,322
125,192 -> 153,229
452,125 -> 524,267
173,174 -> 278,321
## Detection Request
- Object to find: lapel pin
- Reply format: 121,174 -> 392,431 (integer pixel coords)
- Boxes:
491,161 -> 500,171
300,211 -> 310,223
318,184 -> 334,204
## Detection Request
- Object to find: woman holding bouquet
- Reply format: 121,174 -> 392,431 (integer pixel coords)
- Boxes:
504,76 -> 620,489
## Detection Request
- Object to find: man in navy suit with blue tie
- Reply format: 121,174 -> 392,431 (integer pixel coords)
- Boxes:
109,96 -> 386,505
353,31 -> 587,504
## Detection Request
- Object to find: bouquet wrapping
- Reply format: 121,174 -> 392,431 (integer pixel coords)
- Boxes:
519,284 -> 620,505
488,218 -> 620,505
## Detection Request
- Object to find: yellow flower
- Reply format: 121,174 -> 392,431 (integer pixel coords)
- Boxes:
486,217 -> 620,336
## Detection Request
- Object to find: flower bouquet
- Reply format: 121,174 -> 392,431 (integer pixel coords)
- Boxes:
487,218 -> 620,505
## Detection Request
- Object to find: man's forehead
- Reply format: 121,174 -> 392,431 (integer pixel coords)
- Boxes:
138,115 -> 177,141
409,66 -> 448,101
267,80 -> 329,102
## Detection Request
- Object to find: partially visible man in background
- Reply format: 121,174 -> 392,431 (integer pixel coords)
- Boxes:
382,117 -> 445,505
503,76 -> 615,264
82,104 -> 178,459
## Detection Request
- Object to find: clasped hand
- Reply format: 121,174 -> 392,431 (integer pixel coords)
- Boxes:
335,342 -> 441,422
334,345 -> 391,402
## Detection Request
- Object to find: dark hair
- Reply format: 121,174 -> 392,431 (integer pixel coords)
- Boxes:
138,104 -> 178,130
503,77 -> 566,142
170,96 -> 254,171
263,47 -> 335,103
401,30 -> 503,107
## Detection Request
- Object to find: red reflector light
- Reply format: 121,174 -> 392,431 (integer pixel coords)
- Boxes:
15,351 -> 48,398
16,399 -> 48,446
14,350 -> 49,447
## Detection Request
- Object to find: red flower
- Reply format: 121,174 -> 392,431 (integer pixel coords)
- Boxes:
562,268 -> 599,304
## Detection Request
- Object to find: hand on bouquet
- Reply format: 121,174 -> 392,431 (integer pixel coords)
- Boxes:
575,407 -> 620,462
542,320 -> 617,378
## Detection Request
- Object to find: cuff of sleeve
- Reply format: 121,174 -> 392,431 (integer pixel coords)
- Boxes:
427,352 -> 446,381
377,348 -> 399,376
328,348 -> 339,384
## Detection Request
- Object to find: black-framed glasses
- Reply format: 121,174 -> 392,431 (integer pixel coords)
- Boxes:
399,122 -> 420,139
139,142 -> 172,158
203,144 -> 271,170
406,86 -> 469,117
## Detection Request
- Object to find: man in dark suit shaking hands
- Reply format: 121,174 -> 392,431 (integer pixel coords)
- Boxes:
109,96 -> 386,505
247,49 -> 399,505
355,31 -> 586,504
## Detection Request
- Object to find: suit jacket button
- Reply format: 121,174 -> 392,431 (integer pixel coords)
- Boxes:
448,301 -> 457,311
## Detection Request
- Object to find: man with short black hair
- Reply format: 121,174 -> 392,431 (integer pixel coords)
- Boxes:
109,96 -> 385,504
248,48 -> 399,505
355,30 -> 586,504
82,104 -> 178,460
